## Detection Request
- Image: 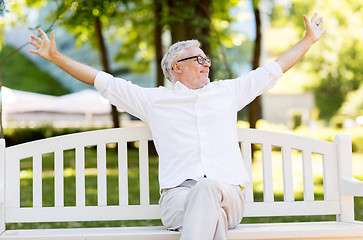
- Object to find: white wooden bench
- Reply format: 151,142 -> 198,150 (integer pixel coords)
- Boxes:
0,126 -> 362,240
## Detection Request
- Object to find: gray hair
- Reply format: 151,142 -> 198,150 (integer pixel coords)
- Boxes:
161,40 -> 201,83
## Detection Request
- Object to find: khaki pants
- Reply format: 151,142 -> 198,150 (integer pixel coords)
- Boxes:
159,178 -> 245,240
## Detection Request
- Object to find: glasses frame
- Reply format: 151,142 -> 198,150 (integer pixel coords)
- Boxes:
176,55 -> 211,66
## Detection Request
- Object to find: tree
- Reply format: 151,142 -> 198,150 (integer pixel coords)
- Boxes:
0,0 -> 58,137
153,0 -> 164,87
163,0 -> 212,78
43,0 -> 125,128
339,84 -> 363,118
248,0 -> 262,130
268,0 -> 363,120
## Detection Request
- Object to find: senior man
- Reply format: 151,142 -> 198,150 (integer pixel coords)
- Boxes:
29,13 -> 325,240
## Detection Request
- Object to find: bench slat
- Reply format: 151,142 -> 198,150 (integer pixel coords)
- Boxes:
5,127 -> 153,160
244,200 -> 340,217
5,155 -> 19,208
4,200 -> 341,223
302,150 -> 314,201
323,152 -> 339,201
139,140 -> 150,206
262,144 -> 274,202
5,205 -> 161,222
282,146 -> 294,202
241,141 -> 254,203
33,154 -> 42,208
118,141 -> 128,206
97,144 -> 107,206
237,128 -> 335,156
54,150 -> 64,207
76,147 -> 85,207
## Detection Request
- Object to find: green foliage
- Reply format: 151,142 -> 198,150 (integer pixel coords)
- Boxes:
351,134 -> 363,153
210,0 -> 253,79
310,37 -> 363,119
4,125 -> 98,147
0,45 -> 70,95
46,0 -> 155,73
0,0 -> 24,49
39,0 -> 250,79
268,0 -> 363,119
339,82 -> 363,117
293,124 -> 363,154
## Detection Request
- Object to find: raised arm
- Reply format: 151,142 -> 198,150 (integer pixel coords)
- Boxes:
275,13 -> 326,73
29,28 -> 98,86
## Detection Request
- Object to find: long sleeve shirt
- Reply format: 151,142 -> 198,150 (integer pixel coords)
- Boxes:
94,61 -> 283,189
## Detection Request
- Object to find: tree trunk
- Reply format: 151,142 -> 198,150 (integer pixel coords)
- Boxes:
154,0 -> 164,87
249,0 -> 262,159
167,0 -> 212,80
197,0 -> 212,81
94,16 -> 120,128
249,1 -> 262,130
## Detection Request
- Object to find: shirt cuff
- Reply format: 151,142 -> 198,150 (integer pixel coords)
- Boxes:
94,71 -> 112,93
264,61 -> 284,79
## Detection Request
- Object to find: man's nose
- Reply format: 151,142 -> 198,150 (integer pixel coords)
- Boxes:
203,61 -> 211,67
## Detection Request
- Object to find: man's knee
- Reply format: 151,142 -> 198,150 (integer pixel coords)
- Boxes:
191,178 -> 221,199
159,187 -> 189,230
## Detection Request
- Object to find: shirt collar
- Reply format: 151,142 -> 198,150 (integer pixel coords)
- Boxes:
173,81 -> 210,91
174,81 -> 189,91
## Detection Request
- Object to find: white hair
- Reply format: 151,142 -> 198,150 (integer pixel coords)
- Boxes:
161,40 -> 201,83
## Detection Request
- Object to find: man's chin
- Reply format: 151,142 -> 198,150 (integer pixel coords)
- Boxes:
200,78 -> 210,88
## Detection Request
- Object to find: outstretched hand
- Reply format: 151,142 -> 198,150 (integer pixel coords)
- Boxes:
303,13 -> 326,43
29,28 -> 58,61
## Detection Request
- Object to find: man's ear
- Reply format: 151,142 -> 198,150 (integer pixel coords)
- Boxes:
172,62 -> 182,73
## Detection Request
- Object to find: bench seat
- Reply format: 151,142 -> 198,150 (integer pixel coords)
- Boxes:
1,222 -> 362,240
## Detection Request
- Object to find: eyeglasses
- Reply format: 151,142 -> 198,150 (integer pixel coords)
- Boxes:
176,55 -> 212,66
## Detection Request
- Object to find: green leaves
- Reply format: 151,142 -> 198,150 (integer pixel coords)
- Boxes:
269,0 -> 363,119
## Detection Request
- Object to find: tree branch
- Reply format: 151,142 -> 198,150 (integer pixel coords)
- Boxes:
0,1 -> 72,66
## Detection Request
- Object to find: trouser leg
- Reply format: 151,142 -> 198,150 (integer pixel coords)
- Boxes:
180,178 -> 245,240
159,186 -> 189,230
159,178 -> 245,240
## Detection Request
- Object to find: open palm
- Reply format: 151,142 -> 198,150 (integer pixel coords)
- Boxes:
29,29 -> 58,61
303,13 -> 326,43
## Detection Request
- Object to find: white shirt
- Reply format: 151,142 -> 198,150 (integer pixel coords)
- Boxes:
94,61 -> 283,189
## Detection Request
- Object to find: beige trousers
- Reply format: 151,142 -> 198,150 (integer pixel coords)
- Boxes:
159,178 -> 245,240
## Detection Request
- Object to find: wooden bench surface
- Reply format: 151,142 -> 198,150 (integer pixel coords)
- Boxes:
1,126 -> 362,239
1,222 -> 363,240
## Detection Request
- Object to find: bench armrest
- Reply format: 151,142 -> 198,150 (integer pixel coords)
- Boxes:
340,176 -> 363,196
0,184 -> 3,204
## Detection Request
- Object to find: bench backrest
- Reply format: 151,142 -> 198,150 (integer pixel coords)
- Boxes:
0,126 -> 352,225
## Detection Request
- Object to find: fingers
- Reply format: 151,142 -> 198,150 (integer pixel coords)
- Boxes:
37,28 -> 49,40
29,49 -> 39,55
29,40 -> 40,49
30,35 -> 42,44
303,15 -> 310,27
304,13 -> 324,29
50,30 -> 55,42
311,12 -> 317,24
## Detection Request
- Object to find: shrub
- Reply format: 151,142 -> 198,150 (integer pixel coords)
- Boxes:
4,125 -> 100,147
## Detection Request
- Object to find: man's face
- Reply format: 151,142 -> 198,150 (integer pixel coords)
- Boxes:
173,47 -> 211,89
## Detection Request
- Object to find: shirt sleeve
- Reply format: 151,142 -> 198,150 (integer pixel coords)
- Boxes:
223,61 -> 283,111
94,71 -> 150,122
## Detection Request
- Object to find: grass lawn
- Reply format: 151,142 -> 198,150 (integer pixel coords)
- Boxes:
0,45 -> 70,96
7,147 -> 363,230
